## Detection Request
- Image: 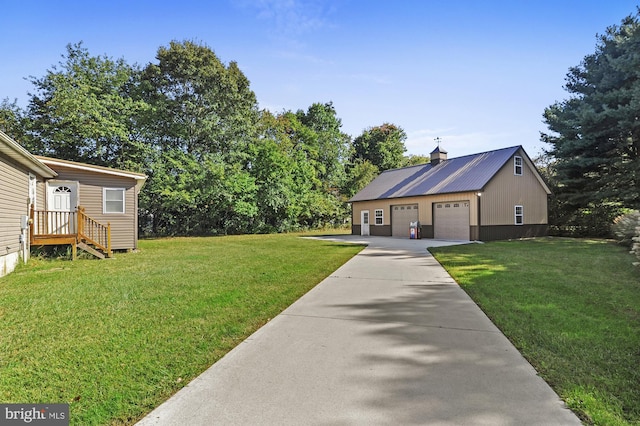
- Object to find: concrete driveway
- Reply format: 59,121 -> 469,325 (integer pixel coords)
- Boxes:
137,236 -> 580,425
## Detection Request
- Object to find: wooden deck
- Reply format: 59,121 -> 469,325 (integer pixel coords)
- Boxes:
30,206 -> 112,259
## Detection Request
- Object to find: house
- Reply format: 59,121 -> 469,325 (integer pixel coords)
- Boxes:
0,130 -> 146,276
0,130 -> 56,277
349,145 -> 551,241
35,156 -> 146,252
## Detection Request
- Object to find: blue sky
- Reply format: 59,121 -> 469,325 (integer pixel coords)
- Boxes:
2,1 -> 638,158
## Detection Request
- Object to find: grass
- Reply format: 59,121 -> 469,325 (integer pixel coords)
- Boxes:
430,238 -> 640,426
0,233 -> 363,425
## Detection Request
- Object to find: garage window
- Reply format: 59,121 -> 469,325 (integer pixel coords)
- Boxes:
515,205 -> 524,225
514,156 -> 523,176
375,209 -> 383,225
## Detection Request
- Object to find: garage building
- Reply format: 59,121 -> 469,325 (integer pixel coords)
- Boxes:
350,145 -> 551,241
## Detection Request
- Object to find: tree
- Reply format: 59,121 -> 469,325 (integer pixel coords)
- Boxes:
342,159 -> 379,198
352,123 -> 407,172
137,40 -> 261,235
0,99 -> 30,145
542,11 -> 640,220
25,42 -> 148,170
296,102 -> 351,189
139,40 -> 259,160
403,154 -> 430,167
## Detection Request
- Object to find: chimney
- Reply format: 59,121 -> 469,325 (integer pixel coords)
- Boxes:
430,145 -> 447,166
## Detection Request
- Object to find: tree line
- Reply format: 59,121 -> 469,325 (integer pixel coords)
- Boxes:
3,8 -> 639,240
0,41 -> 414,236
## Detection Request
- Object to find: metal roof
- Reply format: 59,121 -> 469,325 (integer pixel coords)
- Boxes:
350,145 -> 526,202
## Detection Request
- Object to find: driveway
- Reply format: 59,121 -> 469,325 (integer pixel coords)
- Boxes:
137,236 -> 580,425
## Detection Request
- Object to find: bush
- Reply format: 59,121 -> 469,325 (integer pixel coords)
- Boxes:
612,211 -> 640,266
612,211 -> 640,247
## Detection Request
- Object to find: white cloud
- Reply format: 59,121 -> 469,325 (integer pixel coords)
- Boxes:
246,0 -> 333,37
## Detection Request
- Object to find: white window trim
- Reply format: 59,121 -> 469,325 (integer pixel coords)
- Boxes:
515,205 -> 524,225
103,187 -> 126,214
514,156 -> 523,176
374,209 -> 384,226
29,173 -> 37,209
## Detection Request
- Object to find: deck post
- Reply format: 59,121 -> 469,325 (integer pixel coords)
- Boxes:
77,207 -> 83,237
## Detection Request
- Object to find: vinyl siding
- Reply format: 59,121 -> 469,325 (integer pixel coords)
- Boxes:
49,166 -> 138,250
481,150 -> 548,226
0,154 -> 29,257
35,177 -> 46,210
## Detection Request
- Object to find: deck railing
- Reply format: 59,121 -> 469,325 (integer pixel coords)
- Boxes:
77,207 -> 111,256
31,208 -> 77,236
30,205 -> 112,257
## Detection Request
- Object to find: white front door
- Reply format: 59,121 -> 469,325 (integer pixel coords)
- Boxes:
361,210 -> 370,236
47,182 -> 78,234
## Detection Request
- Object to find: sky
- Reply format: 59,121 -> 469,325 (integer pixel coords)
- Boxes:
1,1 -> 639,158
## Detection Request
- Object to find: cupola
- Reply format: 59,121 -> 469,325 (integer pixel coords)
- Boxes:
430,145 -> 448,165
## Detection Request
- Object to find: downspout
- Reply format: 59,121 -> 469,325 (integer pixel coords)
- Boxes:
476,191 -> 482,241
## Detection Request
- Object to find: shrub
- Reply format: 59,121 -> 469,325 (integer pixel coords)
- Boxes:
612,211 -> 640,247
613,211 -> 640,266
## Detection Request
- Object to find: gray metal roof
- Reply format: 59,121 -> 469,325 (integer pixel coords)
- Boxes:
349,145 -> 524,202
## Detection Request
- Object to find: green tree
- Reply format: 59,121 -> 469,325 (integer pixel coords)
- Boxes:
352,123 -> 407,171
0,99 -> 31,146
139,40 -> 259,160
542,11 -> 640,220
403,154 -> 430,167
296,102 -> 351,189
342,159 -> 379,198
25,42 -> 149,170
138,40 -> 261,235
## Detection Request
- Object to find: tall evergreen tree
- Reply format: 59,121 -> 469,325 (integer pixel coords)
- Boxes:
542,11 -> 640,214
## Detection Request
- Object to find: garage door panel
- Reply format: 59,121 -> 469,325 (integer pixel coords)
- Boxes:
434,201 -> 470,240
391,204 -> 418,237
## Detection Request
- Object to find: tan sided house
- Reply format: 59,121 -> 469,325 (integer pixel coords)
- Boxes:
350,145 -> 551,241
0,131 -> 57,277
35,156 -> 147,253
0,130 -> 146,276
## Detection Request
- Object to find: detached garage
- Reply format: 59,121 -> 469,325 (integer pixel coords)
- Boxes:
350,145 -> 551,241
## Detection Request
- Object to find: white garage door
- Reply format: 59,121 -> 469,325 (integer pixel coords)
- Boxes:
391,204 -> 418,237
434,201 -> 470,240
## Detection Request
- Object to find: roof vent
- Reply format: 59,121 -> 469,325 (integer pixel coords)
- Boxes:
430,145 -> 448,166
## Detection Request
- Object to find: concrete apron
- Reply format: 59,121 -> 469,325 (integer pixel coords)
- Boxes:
137,236 -> 580,426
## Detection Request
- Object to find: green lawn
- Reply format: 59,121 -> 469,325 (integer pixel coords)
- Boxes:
430,238 -> 640,426
0,233 -> 363,425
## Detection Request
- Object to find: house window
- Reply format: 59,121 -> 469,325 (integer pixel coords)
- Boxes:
514,156 -> 523,176
104,188 -> 125,214
375,209 -> 383,225
515,205 -> 524,225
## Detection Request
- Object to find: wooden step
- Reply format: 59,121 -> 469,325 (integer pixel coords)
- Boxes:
77,241 -> 106,259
